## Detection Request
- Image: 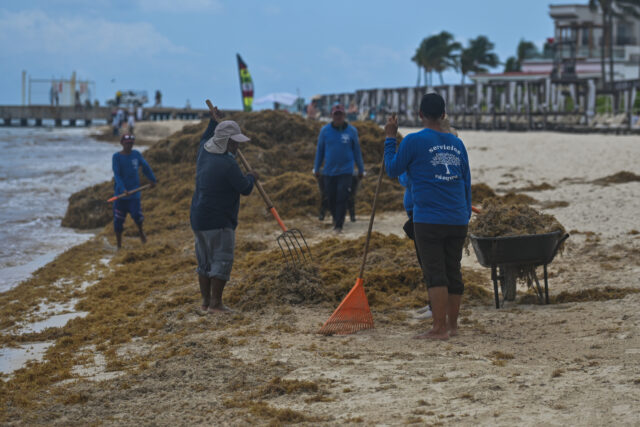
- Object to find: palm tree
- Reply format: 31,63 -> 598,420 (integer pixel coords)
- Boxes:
460,36 -> 500,84
517,39 -> 538,64
589,0 -> 640,88
504,40 -> 539,72
412,31 -> 461,87
504,57 -> 519,72
432,32 -> 462,85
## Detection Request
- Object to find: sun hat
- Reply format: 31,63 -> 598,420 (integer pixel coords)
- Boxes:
204,120 -> 250,154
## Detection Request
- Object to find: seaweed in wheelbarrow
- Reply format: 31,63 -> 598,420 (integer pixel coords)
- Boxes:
467,198 -> 568,306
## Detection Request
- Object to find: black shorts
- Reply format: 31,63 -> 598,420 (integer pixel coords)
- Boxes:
414,222 -> 467,295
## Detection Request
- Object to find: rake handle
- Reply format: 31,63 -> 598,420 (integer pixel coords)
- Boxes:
236,147 -> 288,233
358,157 -> 385,279
107,184 -> 151,202
204,99 -> 288,233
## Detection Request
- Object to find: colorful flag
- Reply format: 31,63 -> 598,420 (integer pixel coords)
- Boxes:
237,54 -> 254,112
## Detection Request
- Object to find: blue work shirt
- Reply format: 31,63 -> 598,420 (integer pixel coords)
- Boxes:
313,122 -> 365,176
385,128 -> 471,225
112,150 -> 156,200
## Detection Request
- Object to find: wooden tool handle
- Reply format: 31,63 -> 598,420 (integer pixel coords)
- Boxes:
236,149 -> 275,208
107,184 -> 151,202
358,158 -> 385,279
204,100 -> 287,232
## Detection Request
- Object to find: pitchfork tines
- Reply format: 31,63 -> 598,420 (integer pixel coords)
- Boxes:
277,227 -> 312,268
237,150 -> 312,268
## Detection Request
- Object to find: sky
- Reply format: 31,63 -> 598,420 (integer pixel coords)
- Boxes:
0,0 -> 557,109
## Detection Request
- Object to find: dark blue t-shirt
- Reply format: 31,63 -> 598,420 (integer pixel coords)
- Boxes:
112,150 -> 156,200
190,120 -> 255,231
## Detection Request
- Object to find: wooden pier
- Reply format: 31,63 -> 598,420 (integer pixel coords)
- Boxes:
0,105 -> 209,127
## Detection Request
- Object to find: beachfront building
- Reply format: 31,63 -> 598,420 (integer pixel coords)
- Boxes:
472,2 -> 640,85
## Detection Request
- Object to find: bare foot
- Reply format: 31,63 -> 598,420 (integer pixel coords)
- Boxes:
208,305 -> 234,314
448,328 -> 458,337
413,329 -> 449,340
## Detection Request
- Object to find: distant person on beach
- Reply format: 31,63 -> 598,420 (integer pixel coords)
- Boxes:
190,104 -> 258,314
127,112 -> 135,134
384,93 -> 471,340
112,113 -> 120,137
347,100 -> 358,121
306,100 -> 318,120
316,175 -> 330,221
112,134 -> 157,249
115,90 -> 122,106
155,90 -> 162,107
116,108 -> 125,128
346,169 -> 362,222
313,103 -> 364,233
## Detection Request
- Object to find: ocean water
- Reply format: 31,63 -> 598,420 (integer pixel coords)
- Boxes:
0,127 -> 116,293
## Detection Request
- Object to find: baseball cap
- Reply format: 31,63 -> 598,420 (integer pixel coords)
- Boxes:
331,104 -> 345,114
204,120 -> 250,154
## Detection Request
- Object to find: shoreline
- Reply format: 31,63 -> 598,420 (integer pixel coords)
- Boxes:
0,120 -> 196,294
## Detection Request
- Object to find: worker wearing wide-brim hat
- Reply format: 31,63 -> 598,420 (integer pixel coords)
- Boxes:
190,107 -> 259,314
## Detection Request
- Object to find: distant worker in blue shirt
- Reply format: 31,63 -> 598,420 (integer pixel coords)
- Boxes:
384,93 -> 471,341
112,134 -> 157,249
190,105 -> 258,314
313,104 -> 365,233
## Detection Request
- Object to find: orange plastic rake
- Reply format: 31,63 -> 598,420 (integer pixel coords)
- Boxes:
317,159 -> 386,335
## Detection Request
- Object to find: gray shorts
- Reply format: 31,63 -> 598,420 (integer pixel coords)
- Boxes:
193,228 -> 235,281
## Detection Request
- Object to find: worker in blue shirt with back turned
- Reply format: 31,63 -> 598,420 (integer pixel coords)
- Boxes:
112,134 -> 157,249
313,104 -> 365,233
384,93 -> 471,341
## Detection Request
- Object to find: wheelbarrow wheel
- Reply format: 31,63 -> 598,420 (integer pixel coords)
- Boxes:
499,265 -> 517,302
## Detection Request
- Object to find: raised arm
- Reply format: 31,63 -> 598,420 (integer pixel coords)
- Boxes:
383,113 -> 411,178
384,136 -> 413,178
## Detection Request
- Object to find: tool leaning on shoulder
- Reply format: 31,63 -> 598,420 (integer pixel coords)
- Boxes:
205,99 -> 312,268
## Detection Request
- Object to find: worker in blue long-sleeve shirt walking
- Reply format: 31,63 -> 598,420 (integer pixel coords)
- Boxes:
112,134 -> 157,249
384,93 -> 471,341
313,104 -> 365,233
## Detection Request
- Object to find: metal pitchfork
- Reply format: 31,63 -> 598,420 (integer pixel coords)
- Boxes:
204,99 -> 311,267
236,150 -> 312,267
